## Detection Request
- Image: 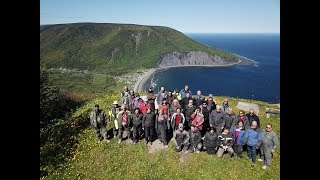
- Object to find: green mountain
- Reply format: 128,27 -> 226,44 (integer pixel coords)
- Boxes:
40,23 -> 238,76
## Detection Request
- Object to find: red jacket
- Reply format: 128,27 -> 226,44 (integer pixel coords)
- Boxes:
191,112 -> 204,130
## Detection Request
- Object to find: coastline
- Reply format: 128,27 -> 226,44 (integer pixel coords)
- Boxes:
133,55 -> 255,93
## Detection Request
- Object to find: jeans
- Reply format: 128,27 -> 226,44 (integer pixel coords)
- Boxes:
247,145 -> 257,163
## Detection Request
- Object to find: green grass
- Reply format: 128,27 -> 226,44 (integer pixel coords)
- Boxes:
48,69 -> 117,96
41,93 -> 280,180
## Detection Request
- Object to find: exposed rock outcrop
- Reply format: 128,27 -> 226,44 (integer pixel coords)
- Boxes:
157,51 -> 237,67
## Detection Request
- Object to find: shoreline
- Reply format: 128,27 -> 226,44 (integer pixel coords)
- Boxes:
133,55 -> 256,93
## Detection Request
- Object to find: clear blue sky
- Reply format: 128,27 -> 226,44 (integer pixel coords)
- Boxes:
40,0 -> 279,33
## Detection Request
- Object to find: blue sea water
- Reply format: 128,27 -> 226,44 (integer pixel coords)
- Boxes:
151,33 -> 280,103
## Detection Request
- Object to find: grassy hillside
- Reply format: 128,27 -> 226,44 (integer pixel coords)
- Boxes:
40,23 -> 237,76
41,93 -> 280,179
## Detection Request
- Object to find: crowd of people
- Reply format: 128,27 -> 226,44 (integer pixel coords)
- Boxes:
90,85 -> 279,170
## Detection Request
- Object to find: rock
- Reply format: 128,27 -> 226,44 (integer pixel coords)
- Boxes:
157,51 -> 234,67
236,102 -> 259,115
147,139 -> 167,153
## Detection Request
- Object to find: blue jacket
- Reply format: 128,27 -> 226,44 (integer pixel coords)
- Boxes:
244,128 -> 263,147
180,89 -> 192,99
231,126 -> 246,145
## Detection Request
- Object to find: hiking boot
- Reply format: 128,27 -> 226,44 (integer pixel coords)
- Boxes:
251,163 -> 256,167
164,145 -> 168,148
145,141 -> 149,145
105,139 -> 110,143
118,139 -> 121,144
196,150 -> 200,154
150,141 -> 153,145
258,158 -> 263,162
262,165 -> 267,170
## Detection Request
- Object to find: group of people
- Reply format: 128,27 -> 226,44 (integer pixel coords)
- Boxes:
90,85 -> 279,170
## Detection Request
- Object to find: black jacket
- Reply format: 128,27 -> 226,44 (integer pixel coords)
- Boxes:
188,129 -> 202,145
143,111 -> 156,128
246,113 -> 260,128
131,113 -> 143,126
204,131 -> 219,147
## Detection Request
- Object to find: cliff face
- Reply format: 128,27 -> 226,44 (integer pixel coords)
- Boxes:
157,51 -> 237,67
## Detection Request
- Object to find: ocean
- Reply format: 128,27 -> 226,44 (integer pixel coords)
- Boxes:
150,33 -> 280,103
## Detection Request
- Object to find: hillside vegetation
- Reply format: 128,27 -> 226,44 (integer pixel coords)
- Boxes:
40,23 -> 237,76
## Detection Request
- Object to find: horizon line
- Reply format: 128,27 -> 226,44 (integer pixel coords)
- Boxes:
40,23 -> 279,34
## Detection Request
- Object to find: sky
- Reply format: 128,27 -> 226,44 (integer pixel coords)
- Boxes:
40,0 -> 279,33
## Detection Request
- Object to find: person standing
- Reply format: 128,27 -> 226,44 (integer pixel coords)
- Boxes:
246,108 -> 260,128
121,86 -> 130,110
110,101 -> 121,138
155,109 -> 168,147
193,90 -> 205,108
117,105 -> 131,144
231,120 -> 246,158
170,108 -> 186,131
166,90 -> 175,108
200,101 -> 210,136
221,98 -> 230,113
209,105 -> 225,134
224,108 -> 238,130
147,88 -> 157,112
157,86 -> 167,106
191,107 -> 205,131
180,85 -> 192,99
143,108 -> 156,145
131,108 -> 143,144
261,124 -> 279,170
183,99 -> 196,130
206,96 -> 216,113
90,104 -> 109,143
238,110 -> 250,130
244,121 -> 263,167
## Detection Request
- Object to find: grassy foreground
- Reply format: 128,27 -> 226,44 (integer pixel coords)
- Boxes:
42,94 -> 280,179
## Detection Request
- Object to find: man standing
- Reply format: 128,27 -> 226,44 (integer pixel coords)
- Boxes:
90,104 -> 109,143
246,108 -> 260,128
180,85 -> 192,98
131,108 -> 143,144
143,108 -> 156,145
244,121 -> 263,167
193,90 -> 205,108
117,105 -> 131,144
209,105 -> 225,135
261,124 -> 279,170
110,101 -> 121,138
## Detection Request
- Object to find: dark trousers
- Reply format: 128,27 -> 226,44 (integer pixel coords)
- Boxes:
95,123 -> 107,140
145,126 -> 154,142
247,145 -> 257,163
234,143 -> 243,157
132,124 -> 142,142
118,124 -> 130,140
157,124 -> 167,145
206,146 -> 217,155
176,142 -> 190,152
